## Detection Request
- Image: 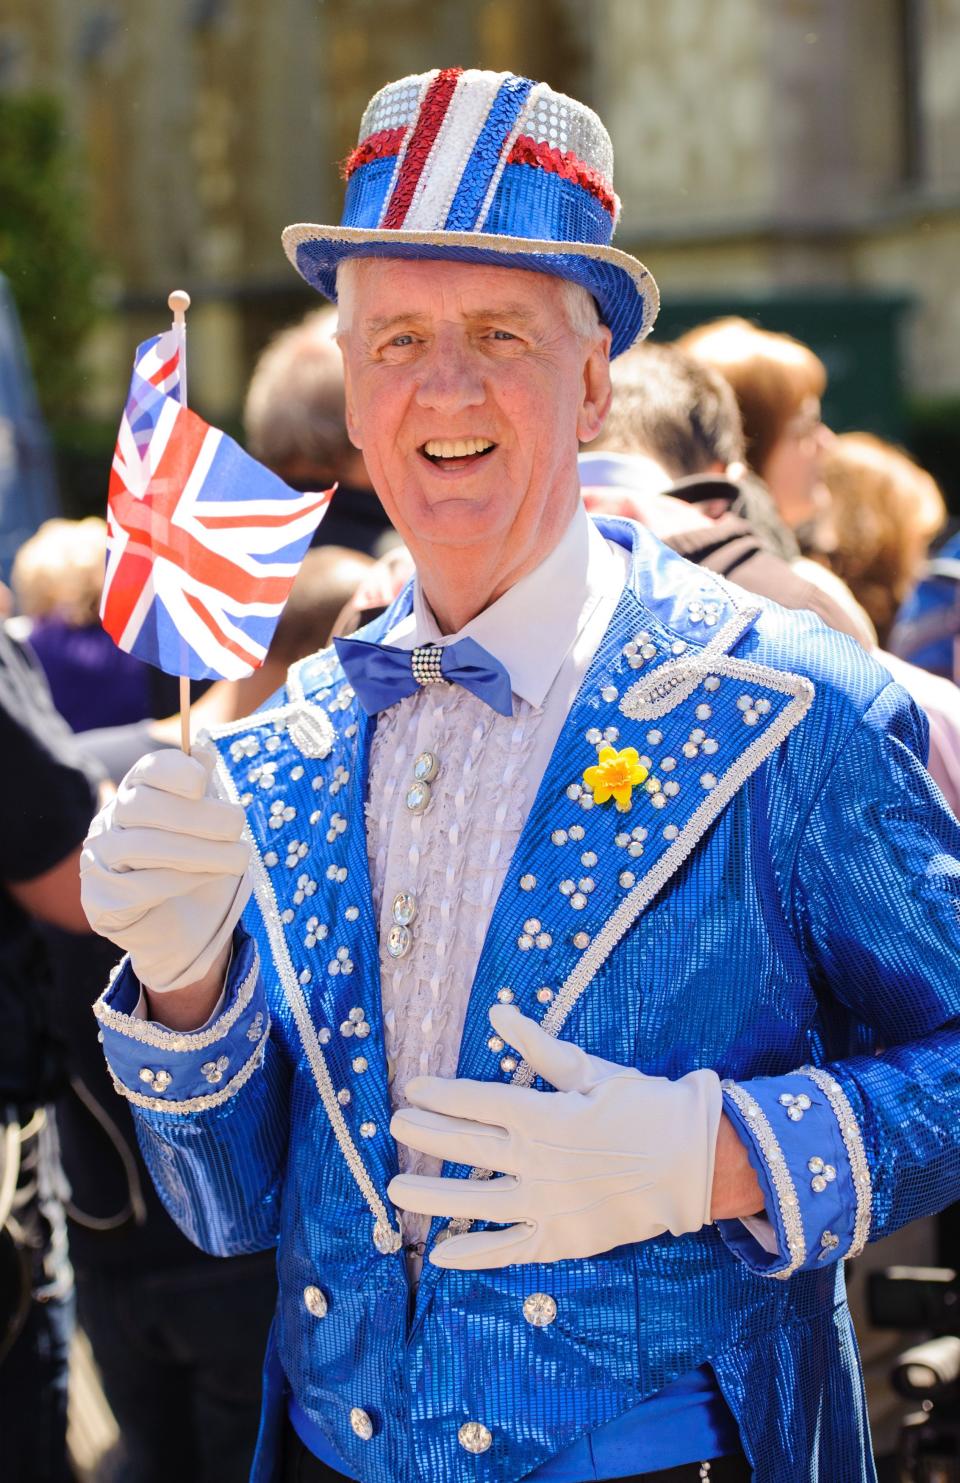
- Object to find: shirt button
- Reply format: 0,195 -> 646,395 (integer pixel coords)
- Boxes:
522,1292 -> 557,1327
392,891 -> 417,926
405,781 -> 431,813
350,1407 -> 374,1441
413,751 -> 440,783
387,924 -> 412,959
303,1285 -> 328,1318
458,1421 -> 492,1454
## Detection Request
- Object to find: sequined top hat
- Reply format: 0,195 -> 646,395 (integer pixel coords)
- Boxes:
282,67 -> 659,358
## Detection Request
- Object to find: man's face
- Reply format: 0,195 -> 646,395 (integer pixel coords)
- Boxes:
336,259 -> 610,566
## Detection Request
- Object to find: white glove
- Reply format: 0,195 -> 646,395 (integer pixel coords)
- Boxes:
80,745 -> 252,993
388,1004 -> 722,1269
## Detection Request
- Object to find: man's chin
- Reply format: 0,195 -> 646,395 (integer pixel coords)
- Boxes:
407,486 -> 507,541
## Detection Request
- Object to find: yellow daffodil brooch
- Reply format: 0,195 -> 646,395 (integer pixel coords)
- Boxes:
583,745 -> 648,812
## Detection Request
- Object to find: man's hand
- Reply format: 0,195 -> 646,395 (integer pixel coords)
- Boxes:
388,1004 -> 723,1270
80,745 -> 251,1005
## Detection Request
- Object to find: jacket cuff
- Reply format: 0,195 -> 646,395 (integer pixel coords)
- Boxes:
93,927 -> 269,1115
716,1066 -> 871,1278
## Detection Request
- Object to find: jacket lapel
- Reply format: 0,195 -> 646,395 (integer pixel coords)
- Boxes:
209,645 -> 406,1258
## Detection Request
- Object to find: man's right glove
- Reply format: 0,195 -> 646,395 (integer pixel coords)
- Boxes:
80,745 -> 252,993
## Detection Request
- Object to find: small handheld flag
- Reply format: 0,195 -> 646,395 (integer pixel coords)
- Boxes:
101,297 -> 333,691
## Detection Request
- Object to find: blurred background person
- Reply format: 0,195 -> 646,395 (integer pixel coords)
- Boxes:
244,306 -> 395,556
331,543 -> 416,640
84,543 -> 374,782
0,618 -> 105,1483
677,316 -> 877,643
0,614 -> 277,1483
822,432 -> 948,647
676,316 -> 833,545
889,526 -> 960,687
10,517 -> 155,731
582,343 -> 960,817
580,343 -> 872,642
818,432 -> 960,812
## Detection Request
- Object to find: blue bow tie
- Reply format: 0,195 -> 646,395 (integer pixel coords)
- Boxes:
333,634 -> 514,717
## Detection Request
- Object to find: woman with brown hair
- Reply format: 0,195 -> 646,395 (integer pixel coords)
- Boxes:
678,316 -> 876,644
822,431 -> 947,648
677,316 -> 833,537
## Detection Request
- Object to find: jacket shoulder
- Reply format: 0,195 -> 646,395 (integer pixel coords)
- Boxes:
201,646 -> 351,775
623,523 -> 918,769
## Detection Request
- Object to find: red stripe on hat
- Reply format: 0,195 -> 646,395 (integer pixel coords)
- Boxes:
382,68 -> 462,229
507,135 -> 617,217
340,128 -> 406,181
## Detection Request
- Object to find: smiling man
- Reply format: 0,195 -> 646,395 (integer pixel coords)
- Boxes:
80,69 -> 960,1483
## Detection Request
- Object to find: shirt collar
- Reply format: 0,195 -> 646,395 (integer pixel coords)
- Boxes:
385,504 -> 624,709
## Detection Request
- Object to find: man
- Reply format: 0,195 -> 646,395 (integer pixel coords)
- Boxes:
81,69 -> 960,1483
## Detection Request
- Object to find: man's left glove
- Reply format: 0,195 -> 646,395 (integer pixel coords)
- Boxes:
388,1003 -> 722,1269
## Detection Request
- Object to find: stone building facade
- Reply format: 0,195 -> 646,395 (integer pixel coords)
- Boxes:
1,0 -> 957,419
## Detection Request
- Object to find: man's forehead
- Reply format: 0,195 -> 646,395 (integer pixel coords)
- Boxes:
343,257 -> 560,325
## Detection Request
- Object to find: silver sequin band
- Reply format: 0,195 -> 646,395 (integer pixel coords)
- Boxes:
211,746 -> 403,1256
108,1039 -> 267,1116
798,1066 -> 872,1259
93,953 -> 260,1053
722,1083 -> 807,1278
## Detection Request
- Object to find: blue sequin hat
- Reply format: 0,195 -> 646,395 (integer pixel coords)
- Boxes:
282,67 -> 659,358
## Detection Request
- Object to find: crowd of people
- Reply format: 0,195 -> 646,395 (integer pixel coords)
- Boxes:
2,295 -> 958,1482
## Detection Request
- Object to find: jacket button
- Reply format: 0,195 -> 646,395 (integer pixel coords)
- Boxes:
303,1286 -> 328,1319
458,1421 -> 492,1454
350,1407 -> 374,1441
522,1292 -> 557,1327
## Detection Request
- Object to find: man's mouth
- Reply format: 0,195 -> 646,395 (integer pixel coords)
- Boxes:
419,437 -> 497,470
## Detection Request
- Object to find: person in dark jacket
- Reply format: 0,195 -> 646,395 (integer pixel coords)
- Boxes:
0,622 -> 277,1483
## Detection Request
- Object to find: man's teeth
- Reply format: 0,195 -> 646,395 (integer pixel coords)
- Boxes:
423,438 -> 494,459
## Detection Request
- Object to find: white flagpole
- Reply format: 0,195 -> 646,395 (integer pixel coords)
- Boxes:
168,288 -> 192,753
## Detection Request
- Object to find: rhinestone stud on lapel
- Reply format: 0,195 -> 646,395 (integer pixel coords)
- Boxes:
458,1422 -> 492,1454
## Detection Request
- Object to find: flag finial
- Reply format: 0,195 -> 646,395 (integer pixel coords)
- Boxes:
168,289 -> 191,323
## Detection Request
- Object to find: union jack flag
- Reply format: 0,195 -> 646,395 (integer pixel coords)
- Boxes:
101,332 -> 332,681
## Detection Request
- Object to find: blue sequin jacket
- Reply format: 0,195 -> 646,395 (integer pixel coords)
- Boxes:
96,520 -> 960,1483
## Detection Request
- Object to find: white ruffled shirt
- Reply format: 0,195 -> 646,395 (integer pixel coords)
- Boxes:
368,506 -> 628,1260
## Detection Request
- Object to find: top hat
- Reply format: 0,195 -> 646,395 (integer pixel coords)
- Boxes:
282,67 -> 659,358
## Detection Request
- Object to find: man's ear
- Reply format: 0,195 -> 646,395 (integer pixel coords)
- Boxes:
577,327 -> 613,445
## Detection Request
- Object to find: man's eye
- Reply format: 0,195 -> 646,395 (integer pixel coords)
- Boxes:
389,333 -> 416,348
490,330 -> 517,341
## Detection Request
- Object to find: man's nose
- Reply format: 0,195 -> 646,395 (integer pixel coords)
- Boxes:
414,342 -> 485,414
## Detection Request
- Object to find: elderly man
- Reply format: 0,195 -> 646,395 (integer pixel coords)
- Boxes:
81,70 -> 960,1483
